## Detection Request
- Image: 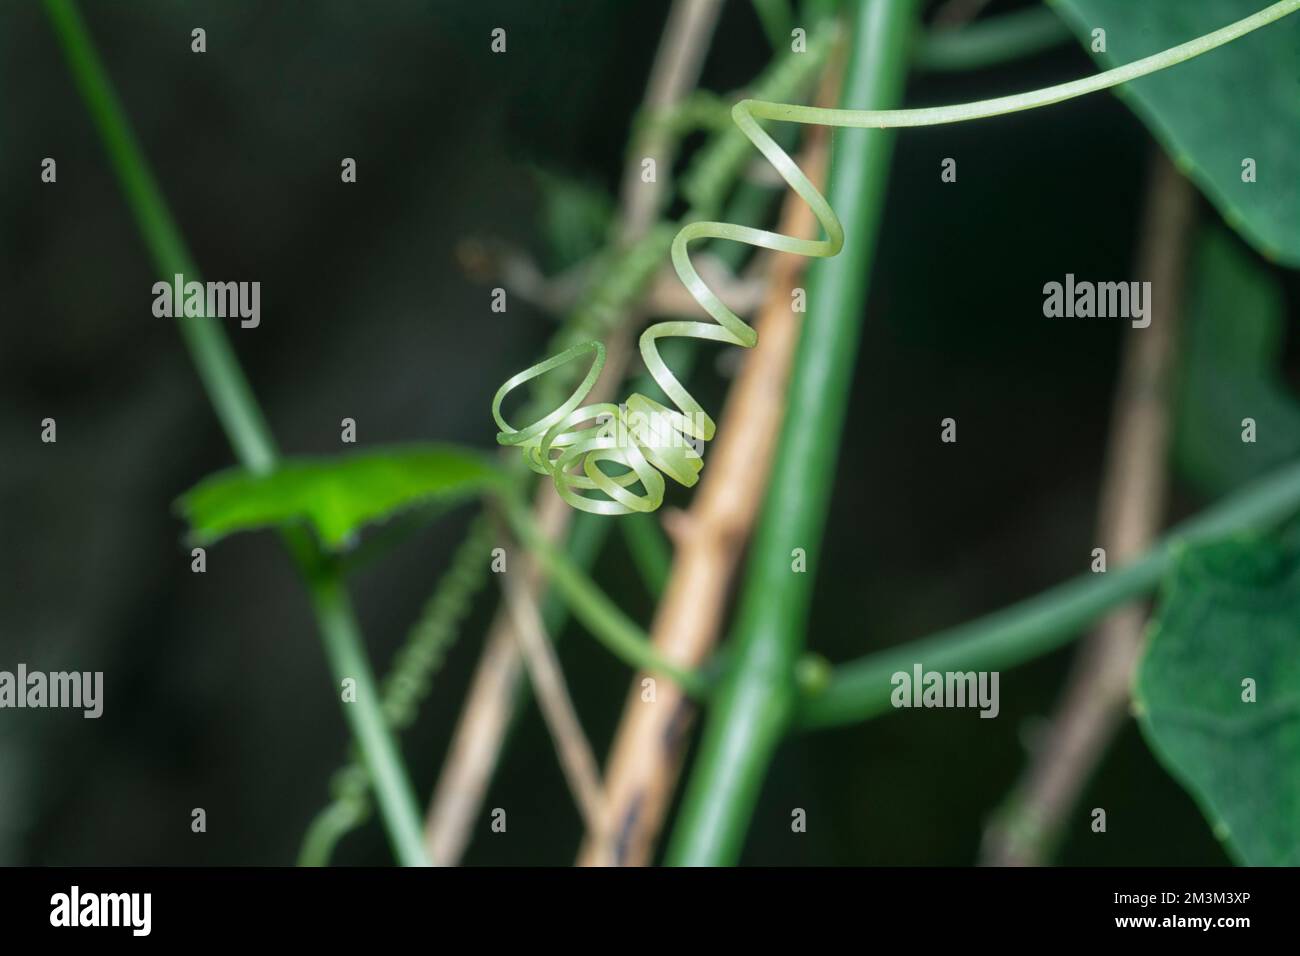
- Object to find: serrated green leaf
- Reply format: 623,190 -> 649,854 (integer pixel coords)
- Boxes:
1052,0 -> 1300,266
1136,535 -> 1300,865
177,444 -> 502,551
1174,227 -> 1300,494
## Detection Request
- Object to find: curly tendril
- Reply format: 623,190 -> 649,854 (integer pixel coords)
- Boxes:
493,0 -> 1300,516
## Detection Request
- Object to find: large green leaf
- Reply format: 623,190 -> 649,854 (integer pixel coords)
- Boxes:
1052,0 -> 1300,266
1136,536 -> 1300,865
178,444 -> 502,551
1173,227 -> 1300,494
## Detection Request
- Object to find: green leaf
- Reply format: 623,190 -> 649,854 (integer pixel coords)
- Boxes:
1173,227 -> 1300,495
177,444 -> 502,551
1136,535 -> 1300,865
1052,0 -> 1300,266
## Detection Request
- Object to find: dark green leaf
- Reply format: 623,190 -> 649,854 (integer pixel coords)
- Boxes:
1052,0 -> 1300,266
1136,535 -> 1300,865
1173,227 -> 1300,494
177,444 -> 502,551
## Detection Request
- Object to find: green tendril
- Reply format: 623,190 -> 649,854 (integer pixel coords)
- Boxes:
492,0 -> 1300,517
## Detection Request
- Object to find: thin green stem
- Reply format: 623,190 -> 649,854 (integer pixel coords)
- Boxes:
45,0 -> 428,866
541,511 -> 615,635
915,6 -> 1071,73
801,457 -> 1300,728
294,550 -> 428,862
666,0 -> 920,867
503,497 -> 707,696
42,0 -> 276,475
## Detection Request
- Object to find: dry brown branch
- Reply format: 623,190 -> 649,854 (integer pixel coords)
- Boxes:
497,542 -> 608,846
980,151 -> 1196,867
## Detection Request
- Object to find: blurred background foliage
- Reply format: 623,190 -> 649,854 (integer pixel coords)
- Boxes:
3,0 -> 1298,865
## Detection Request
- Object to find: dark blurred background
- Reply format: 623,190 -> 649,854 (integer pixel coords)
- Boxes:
3,0 -> 1297,865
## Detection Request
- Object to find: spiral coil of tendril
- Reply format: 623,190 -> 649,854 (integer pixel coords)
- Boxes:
490,0 -> 1299,516
492,99 -> 843,516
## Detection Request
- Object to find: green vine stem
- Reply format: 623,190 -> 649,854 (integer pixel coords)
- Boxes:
44,0 -> 429,866
43,0 -> 275,473
667,0 -> 920,867
803,457 -> 1300,728
665,0 -> 1300,866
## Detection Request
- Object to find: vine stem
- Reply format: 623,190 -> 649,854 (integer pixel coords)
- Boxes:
666,0 -> 1300,866
666,0 -> 920,866
44,0 -> 429,866
41,0 -> 275,473
803,456 -> 1300,729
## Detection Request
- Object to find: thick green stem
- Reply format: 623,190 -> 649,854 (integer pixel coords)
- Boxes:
665,0 -> 919,867
45,0 -> 428,866
801,456 -> 1300,728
